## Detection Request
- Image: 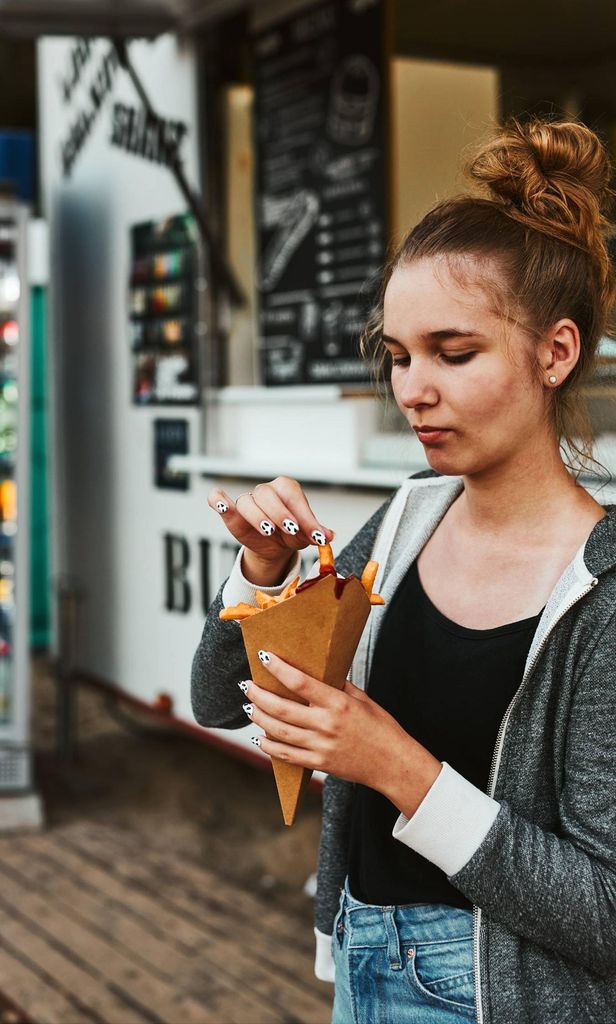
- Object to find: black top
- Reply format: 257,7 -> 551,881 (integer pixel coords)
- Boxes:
347,557 -> 545,909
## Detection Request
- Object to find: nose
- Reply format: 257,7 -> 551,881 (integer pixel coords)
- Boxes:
395,359 -> 438,409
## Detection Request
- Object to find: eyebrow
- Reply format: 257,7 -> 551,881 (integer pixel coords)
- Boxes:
382,330 -> 482,346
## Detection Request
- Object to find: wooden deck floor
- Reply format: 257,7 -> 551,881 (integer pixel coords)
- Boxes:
0,663 -> 333,1024
0,820 -> 333,1024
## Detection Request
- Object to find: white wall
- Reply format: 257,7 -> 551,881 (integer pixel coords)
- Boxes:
39,35 -> 207,721
391,57 -> 499,239
37,35 -> 392,743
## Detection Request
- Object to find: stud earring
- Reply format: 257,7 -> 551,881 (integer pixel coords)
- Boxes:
548,375 -> 557,384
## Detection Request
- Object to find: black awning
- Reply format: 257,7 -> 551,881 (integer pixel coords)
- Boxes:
0,0 -> 180,37
395,0 -> 616,67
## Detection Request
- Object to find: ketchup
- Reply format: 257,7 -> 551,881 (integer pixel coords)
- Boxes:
295,566 -> 358,601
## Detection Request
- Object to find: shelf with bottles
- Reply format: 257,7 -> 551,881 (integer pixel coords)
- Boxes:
0,377 -> 18,469
129,282 -> 192,320
130,315 -> 193,352
0,476 -> 16,526
0,655 -> 11,723
0,318 -> 18,346
0,525 -> 14,553
0,318 -> 19,386
0,356 -> 18,381
130,246 -> 192,286
129,213 -> 199,406
133,350 -> 199,406
0,584 -> 13,725
0,265 -> 20,314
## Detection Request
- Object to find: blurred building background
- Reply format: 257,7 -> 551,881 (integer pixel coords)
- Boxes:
0,0 -> 615,1020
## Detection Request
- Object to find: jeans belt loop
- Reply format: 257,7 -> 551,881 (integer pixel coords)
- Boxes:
382,906 -> 403,970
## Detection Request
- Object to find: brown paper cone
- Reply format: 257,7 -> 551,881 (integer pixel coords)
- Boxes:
241,573 -> 372,826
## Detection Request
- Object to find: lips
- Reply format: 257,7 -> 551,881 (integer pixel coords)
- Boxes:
413,425 -> 452,444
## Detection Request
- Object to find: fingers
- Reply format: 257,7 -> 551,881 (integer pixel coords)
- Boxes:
235,491 -> 285,540
251,732 -> 317,768
241,678 -> 320,766
245,698 -> 313,748
255,650 -> 334,706
242,678 -> 313,725
342,678 -> 370,701
251,482 -> 312,547
208,478 -> 335,551
206,488 -> 287,553
271,477 -> 335,546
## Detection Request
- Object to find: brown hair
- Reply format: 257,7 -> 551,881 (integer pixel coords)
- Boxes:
362,115 -> 616,481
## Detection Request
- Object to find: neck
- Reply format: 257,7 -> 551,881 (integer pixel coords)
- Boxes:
453,437 -> 595,542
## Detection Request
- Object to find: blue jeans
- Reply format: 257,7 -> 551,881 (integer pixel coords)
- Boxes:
331,876 -> 477,1024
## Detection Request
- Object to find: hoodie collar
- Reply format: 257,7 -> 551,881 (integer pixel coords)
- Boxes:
578,505 -> 616,579
407,474 -> 616,584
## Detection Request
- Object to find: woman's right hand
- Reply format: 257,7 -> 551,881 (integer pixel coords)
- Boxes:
207,477 -> 335,582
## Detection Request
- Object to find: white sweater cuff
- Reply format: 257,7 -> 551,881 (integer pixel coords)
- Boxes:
221,546 -> 302,608
314,927 -> 335,982
391,761 -> 501,876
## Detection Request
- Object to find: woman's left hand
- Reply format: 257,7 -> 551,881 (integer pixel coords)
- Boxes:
241,651 -> 442,813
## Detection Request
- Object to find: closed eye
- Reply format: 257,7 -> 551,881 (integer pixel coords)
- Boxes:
391,352 -> 476,366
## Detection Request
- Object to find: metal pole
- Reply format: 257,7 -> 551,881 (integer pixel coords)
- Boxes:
55,575 -> 82,763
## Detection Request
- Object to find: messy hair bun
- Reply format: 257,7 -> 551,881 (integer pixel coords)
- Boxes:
466,116 -> 615,308
361,115 -> 616,482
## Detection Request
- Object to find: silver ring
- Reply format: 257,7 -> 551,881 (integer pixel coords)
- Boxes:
235,491 -> 253,504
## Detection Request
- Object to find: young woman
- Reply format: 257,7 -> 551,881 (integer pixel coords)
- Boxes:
191,116 -> 616,1024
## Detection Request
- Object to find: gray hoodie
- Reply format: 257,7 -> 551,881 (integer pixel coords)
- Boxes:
191,469 -> 616,1024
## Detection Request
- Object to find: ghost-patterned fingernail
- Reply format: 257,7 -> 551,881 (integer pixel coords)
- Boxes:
242,702 -> 254,718
260,520 -> 276,536
216,501 -> 229,513
250,735 -> 261,747
258,650 -> 271,665
282,519 -> 300,535
311,529 -> 327,545
238,681 -> 250,694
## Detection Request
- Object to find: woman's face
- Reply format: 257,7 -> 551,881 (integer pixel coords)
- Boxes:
382,257 -> 548,476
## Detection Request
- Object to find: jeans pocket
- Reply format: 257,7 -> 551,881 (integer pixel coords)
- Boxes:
406,936 -> 475,1014
331,892 -> 345,955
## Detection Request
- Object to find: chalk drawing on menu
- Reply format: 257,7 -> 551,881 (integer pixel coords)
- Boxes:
299,301 -> 320,343
268,339 -> 304,382
259,189 -> 320,291
326,55 -> 379,146
323,148 -> 378,180
322,300 -> 344,356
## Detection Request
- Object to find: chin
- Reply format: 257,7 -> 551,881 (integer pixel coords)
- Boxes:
422,449 -> 459,469
422,448 -> 478,477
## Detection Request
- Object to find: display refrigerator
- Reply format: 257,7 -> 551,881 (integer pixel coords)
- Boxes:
0,200 -> 39,826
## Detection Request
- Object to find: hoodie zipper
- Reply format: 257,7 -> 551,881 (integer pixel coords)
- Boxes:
471,574 -> 599,1024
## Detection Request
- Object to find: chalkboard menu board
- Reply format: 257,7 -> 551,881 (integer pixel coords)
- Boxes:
253,0 -> 388,386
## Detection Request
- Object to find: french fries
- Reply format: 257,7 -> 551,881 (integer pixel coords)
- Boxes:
219,543 -> 384,623
280,575 -> 301,601
219,602 -> 260,621
318,542 -> 336,573
360,560 -> 385,605
361,560 -> 378,596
